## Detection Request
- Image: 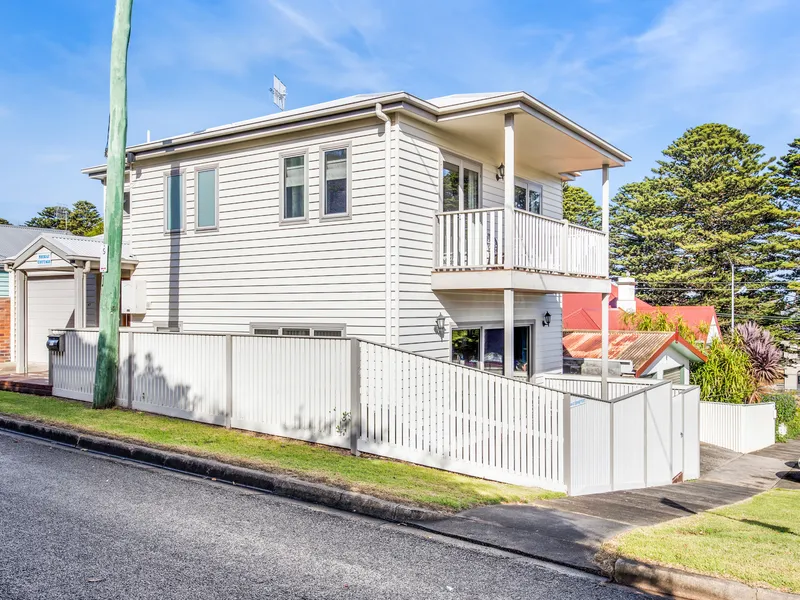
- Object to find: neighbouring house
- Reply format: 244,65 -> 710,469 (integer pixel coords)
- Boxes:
563,329 -> 706,384
0,225 -> 86,365
563,277 -> 721,346
9,91 -> 631,378
1,227 -> 136,370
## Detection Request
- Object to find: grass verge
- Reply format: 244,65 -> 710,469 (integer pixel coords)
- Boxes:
0,391 -> 562,511
604,488 -> 800,593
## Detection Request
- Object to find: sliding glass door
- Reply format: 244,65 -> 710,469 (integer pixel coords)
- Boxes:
451,325 -> 533,379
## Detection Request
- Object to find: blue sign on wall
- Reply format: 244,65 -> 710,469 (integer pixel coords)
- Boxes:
36,252 -> 51,266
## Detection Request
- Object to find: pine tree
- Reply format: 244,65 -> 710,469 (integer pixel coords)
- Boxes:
24,201 -> 102,235
562,183 -> 601,229
611,124 -> 800,342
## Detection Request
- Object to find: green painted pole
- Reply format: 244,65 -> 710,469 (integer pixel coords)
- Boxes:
94,0 -> 133,409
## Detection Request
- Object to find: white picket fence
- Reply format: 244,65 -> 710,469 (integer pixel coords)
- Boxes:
541,374 -> 652,400
49,329 -> 702,496
699,401 -> 776,453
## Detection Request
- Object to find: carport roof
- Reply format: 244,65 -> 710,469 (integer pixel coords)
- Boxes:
4,233 -> 136,269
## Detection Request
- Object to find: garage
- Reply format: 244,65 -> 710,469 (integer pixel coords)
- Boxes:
26,275 -> 76,366
3,234 -> 137,374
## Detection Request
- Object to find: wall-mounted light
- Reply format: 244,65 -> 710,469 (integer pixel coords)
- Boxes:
434,313 -> 447,341
496,163 -> 505,181
542,311 -> 551,327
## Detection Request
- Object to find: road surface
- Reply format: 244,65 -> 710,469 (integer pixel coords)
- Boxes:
0,430 -> 651,599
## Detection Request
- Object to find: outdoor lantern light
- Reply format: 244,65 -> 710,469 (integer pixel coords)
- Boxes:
496,163 -> 505,181
434,313 -> 447,340
542,311 -> 551,327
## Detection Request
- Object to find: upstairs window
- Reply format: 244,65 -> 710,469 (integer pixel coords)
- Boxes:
441,153 -> 481,212
281,152 -> 307,222
322,147 -> 350,217
514,179 -> 543,214
164,172 -> 184,232
195,166 -> 218,230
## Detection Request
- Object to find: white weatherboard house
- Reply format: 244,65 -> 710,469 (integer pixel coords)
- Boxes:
75,91 -> 627,380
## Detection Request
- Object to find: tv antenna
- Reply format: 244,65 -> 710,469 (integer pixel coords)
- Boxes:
54,205 -> 70,231
270,75 -> 287,111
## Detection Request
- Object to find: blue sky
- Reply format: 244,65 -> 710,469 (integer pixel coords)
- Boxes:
1,0 -> 799,224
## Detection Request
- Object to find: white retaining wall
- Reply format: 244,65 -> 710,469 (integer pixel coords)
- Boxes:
699,401 -> 776,453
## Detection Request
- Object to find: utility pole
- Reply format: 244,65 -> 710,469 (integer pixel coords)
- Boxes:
729,256 -> 735,335
93,0 -> 133,409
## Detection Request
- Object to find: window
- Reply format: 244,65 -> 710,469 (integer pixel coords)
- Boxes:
322,147 -> 350,217
164,172 -> 184,232
154,321 -> 183,333
280,152 -> 307,222
441,153 -> 481,212
250,323 -> 345,338
451,326 -> 532,378
514,179 -> 543,214
195,166 -> 218,230
123,191 -> 130,218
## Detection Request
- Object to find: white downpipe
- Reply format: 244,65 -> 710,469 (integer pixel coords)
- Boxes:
376,103 -> 392,345
392,116 -> 400,346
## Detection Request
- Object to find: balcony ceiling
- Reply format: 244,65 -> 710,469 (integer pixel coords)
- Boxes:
435,110 -> 626,176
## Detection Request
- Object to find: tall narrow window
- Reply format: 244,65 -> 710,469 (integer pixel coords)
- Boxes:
123,191 -> 130,218
441,153 -> 482,211
323,148 -> 348,216
196,167 -> 217,230
442,161 -> 460,212
515,179 -> 543,214
451,329 -> 480,368
282,154 -> 306,221
165,173 -> 183,232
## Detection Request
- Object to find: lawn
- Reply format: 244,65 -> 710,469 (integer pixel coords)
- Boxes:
0,391 -> 562,511
605,488 -> 800,593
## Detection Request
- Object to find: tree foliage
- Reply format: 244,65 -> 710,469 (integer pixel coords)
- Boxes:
562,183 -> 601,229
691,340 -> 756,404
619,309 -> 699,346
611,124 -> 800,342
25,200 -> 102,236
0,217 -> 9,225
734,322 -> 782,395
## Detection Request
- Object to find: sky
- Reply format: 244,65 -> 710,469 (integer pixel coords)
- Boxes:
1,0 -> 799,224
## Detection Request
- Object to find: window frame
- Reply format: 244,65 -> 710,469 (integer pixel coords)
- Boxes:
194,164 -> 220,232
449,323 -> 535,380
123,190 -> 131,219
249,322 -> 347,338
163,169 -> 186,234
514,177 -> 544,215
440,151 -> 482,212
279,149 -> 309,224
319,142 -> 352,221
153,321 -> 183,333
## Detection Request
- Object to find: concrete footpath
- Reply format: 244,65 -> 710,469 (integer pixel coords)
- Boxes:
415,440 -> 800,575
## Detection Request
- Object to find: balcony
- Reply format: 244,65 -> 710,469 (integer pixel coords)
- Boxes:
432,208 -> 610,294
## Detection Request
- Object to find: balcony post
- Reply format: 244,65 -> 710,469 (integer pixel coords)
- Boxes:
504,288 -> 514,379
601,164 -> 610,401
503,113 -> 515,269
560,220 -> 569,274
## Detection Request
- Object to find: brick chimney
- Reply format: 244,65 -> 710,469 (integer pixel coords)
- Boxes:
617,277 -> 637,313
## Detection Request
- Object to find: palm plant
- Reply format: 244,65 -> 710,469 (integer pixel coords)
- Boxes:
734,322 -> 782,401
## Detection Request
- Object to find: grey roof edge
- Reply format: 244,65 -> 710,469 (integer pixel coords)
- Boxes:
82,91 -> 631,176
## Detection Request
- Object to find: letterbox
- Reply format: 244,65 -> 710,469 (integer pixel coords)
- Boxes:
46,334 -> 64,353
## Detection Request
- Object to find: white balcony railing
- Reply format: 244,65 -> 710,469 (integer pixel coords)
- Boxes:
434,207 -> 608,278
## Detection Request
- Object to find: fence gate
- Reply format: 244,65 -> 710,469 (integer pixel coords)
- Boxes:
672,391 -> 684,481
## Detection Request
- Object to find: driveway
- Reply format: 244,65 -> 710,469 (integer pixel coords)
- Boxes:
417,440 -> 800,573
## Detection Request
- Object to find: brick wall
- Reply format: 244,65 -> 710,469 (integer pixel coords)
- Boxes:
0,298 -> 10,362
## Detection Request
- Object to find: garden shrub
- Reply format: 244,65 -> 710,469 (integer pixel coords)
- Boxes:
764,393 -> 799,441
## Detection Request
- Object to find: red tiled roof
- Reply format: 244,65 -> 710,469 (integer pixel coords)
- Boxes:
562,285 -> 719,343
563,330 -> 707,376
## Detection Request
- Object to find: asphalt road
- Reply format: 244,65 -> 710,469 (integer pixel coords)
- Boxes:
0,430 -> 652,599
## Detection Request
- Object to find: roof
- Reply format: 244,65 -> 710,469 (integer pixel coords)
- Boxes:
563,330 -> 707,376
562,284 -> 719,343
0,224 -> 74,260
5,233 -> 136,268
83,90 -> 631,177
